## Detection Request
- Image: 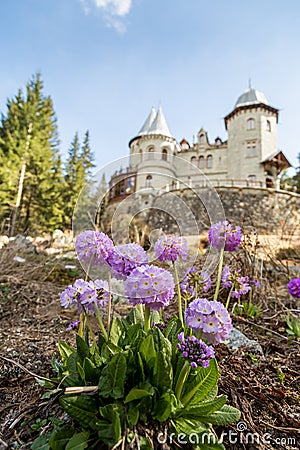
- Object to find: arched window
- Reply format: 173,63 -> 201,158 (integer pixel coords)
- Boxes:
145,174 -> 152,188
162,149 -> 168,161
247,118 -> 255,130
199,156 -> 204,169
206,155 -> 213,169
148,148 -> 154,159
266,120 -> 271,132
199,134 -> 205,145
191,156 -> 197,165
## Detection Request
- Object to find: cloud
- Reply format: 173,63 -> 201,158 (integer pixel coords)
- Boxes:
80,0 -> 132,31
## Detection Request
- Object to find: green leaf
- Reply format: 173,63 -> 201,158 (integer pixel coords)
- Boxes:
31,434 -> 50,450
199,404 -> 241,426
154,348 -> 172,391
126,403 -> 139,427
171,418 -> 208,435
153,392 -> 176,421
139,334 -> 156,368
83,357 -> 100,384
58,341 -> 74,364
76,335 -> 90,359
125,387 -> 154,403
98,353 -> 126,399
41,388 -> 62,399
175,395 -> 228,419
96,404 -> 122,447
181,359 -> 219,406
59,395 -> 97,429
77,362 -> 86,385
109,317 -> 123,345
49,427 -> 74,450
65,431 -> 90,450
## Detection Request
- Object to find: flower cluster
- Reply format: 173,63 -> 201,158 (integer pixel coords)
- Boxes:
75,230 -> 114,265
177,332 -> 215,368
125,264 -> 175,311
221,266 -> 251,298
208,221 -> 242,252
154,234 -> 188,262
107,243 -> 148,278
60,278 -> 109,313
185,298 -> 232,344
66,319 -> 80,331
287,278 -> 300,298
180,266 -> 211,296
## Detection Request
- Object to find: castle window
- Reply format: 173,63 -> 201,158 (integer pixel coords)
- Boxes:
246,141 -> 257,157
206,155 -> 213,169
145,174 -> 152,187
139,149 -> 143,162
148,148 -> 154,159
266,120 -> 271,132
199,156 -> 204,169
162,149 -> 168,161
191,156 -> 197,165
199,134 -> 205,145
247,118 -> 255,130
248,175 -> 257,186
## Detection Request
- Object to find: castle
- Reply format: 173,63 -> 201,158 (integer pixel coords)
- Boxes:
108,87 -> 291,202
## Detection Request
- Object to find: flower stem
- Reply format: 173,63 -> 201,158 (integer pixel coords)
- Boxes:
107,272 -> 112,337
214,247 -> 224,300
173,262 -> 184,326
84,311 -> 98,347
144,306 -> 151,332
225,285 -> 234,310
175,360 -> 190,400
94,302 -> 108,341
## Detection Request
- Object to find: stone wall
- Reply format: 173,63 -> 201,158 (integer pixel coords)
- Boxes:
102,187 -> 300,239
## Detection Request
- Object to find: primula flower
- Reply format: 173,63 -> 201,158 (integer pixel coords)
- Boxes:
185,298 -> 232,344
287,278 -> 300,298
154,234 -> 188,262
222,266 -> 251,298
180,266 -> 211,296
66,319 -> 80,331
60,279 -> 109,313
208,221 -> 242,252
75,230 -> 114,265
107,243 -> 148,278
177,332 -> 215,368
125,264 -> 175,311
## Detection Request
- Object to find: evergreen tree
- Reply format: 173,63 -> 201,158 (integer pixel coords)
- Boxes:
80,130 -> 95,176
292,153 -> 300,193
0,73 -> 64,234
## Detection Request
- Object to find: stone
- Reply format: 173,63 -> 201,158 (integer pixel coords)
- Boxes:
226,327 -> 264,355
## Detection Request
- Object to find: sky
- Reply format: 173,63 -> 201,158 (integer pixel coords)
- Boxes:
0,0 -> 300,174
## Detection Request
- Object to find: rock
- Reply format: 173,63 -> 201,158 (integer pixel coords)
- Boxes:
0,235 -> 9,249
10,235 -> 36,253
226,327 -> 264,355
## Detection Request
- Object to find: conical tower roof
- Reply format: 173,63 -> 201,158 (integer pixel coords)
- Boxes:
235,87 -> 269,108
138,107 -> 156,135
148,106 -> 172,137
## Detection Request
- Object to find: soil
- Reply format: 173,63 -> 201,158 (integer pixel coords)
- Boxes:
0,249 -> 299,450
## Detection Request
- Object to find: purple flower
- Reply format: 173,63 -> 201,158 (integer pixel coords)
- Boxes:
208,221 -> 242,252
287,278 -> 300,298
154,234 -> 188,263
66,319 -> 80,331
125,264 -> 175,311
185,298 -> 232,344
177,333 -> 215,368
222,266 -> 251,298
75,230 -> 114,266
107,243 -> 148,278
60,278 -> 109,313
180,267 -> 211,297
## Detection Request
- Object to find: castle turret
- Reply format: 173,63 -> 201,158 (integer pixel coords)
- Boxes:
224,86 -> 285,187
129,107 -> 178,191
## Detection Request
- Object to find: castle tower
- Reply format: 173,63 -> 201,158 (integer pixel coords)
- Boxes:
224,87 -> 280,186
129,107 -> 178,191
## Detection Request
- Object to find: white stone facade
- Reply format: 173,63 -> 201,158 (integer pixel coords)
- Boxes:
109,88 -> 291,201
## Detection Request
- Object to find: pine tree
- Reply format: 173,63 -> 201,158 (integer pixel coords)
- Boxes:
80,130 -> 95,177
0,73 -> 64,234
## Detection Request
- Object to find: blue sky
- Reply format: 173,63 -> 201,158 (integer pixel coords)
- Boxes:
0,0 -> 300,172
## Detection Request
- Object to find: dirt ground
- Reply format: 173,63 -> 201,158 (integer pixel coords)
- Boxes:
0,248 -> 299,450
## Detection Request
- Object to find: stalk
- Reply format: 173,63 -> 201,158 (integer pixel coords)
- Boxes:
107,272 -> 112,336
225,285 -> 234,310
175,360 -> 190,400
173,262 -> 184,326
144,306 -> 151,332
94,302 -> 108,341
213,247 -> 224,300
